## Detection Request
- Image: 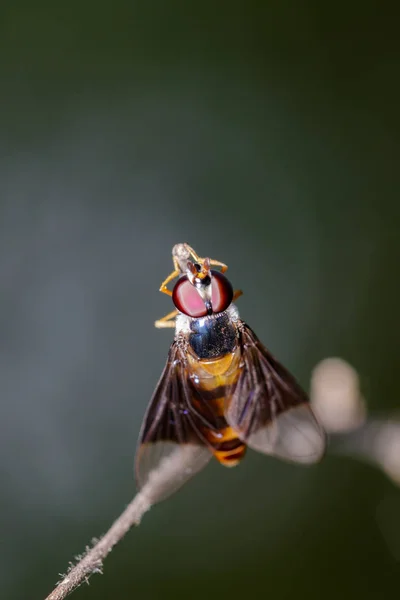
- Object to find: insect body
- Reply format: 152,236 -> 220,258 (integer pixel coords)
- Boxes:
135,244 -> 326,504
185,322 -> 245,467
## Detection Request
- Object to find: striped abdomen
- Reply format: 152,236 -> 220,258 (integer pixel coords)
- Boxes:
188,349 -> 246,467
204,393 -> 247,467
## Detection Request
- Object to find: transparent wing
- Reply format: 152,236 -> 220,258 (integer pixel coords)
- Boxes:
226,324 -> 326,464
135,342 -> 213,505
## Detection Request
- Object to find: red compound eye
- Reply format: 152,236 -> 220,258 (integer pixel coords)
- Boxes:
210,270 -> 234,313
172,270 -> 233,317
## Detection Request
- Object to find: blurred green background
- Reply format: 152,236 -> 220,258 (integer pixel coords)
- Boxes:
0,2 -> 399,599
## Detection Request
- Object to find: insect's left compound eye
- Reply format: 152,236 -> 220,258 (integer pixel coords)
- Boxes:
172,270 -> 233,317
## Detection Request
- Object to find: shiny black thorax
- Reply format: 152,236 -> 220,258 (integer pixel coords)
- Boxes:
188,311 -> 237,359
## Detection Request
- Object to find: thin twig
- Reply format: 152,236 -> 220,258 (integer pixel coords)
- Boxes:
45,491 -> 151,600
45,447 -> 194,599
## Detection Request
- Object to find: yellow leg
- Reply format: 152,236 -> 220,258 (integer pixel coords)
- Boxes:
155,308 -> 179,329
206,258 -> 228,273
159,268 -> 180,297
233,289 -> 243,301
185,244 -> 228,274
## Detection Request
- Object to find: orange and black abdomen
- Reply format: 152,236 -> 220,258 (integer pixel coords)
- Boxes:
188,348 -> 246,467
205,393 -> 247,467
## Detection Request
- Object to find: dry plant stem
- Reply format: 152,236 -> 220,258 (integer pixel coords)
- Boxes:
45,491 -> 151,600
46,437 -> 201,599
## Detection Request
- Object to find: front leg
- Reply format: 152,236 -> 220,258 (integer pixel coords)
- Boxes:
232,289 -> 243,302
159,268 -> 180,297
155,309 -> 179,329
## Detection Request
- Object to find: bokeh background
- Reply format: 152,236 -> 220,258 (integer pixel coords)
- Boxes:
1,2 -> 399,599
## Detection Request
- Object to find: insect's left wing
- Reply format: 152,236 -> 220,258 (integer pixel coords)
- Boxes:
226,324 -> 326,464
135,342 -> 213,505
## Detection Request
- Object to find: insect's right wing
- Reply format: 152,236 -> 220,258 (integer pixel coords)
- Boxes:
226,324 -> 326,464
135,343 -> 213,505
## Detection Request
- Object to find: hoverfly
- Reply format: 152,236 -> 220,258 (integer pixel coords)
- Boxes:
135,244 -> 326,504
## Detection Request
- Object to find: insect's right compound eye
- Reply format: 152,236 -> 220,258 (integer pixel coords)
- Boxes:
172,276 -> 208,317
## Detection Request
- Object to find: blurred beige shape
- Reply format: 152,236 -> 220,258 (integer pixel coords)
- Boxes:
310,357 -> 366,433
373,421 -> 400,486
